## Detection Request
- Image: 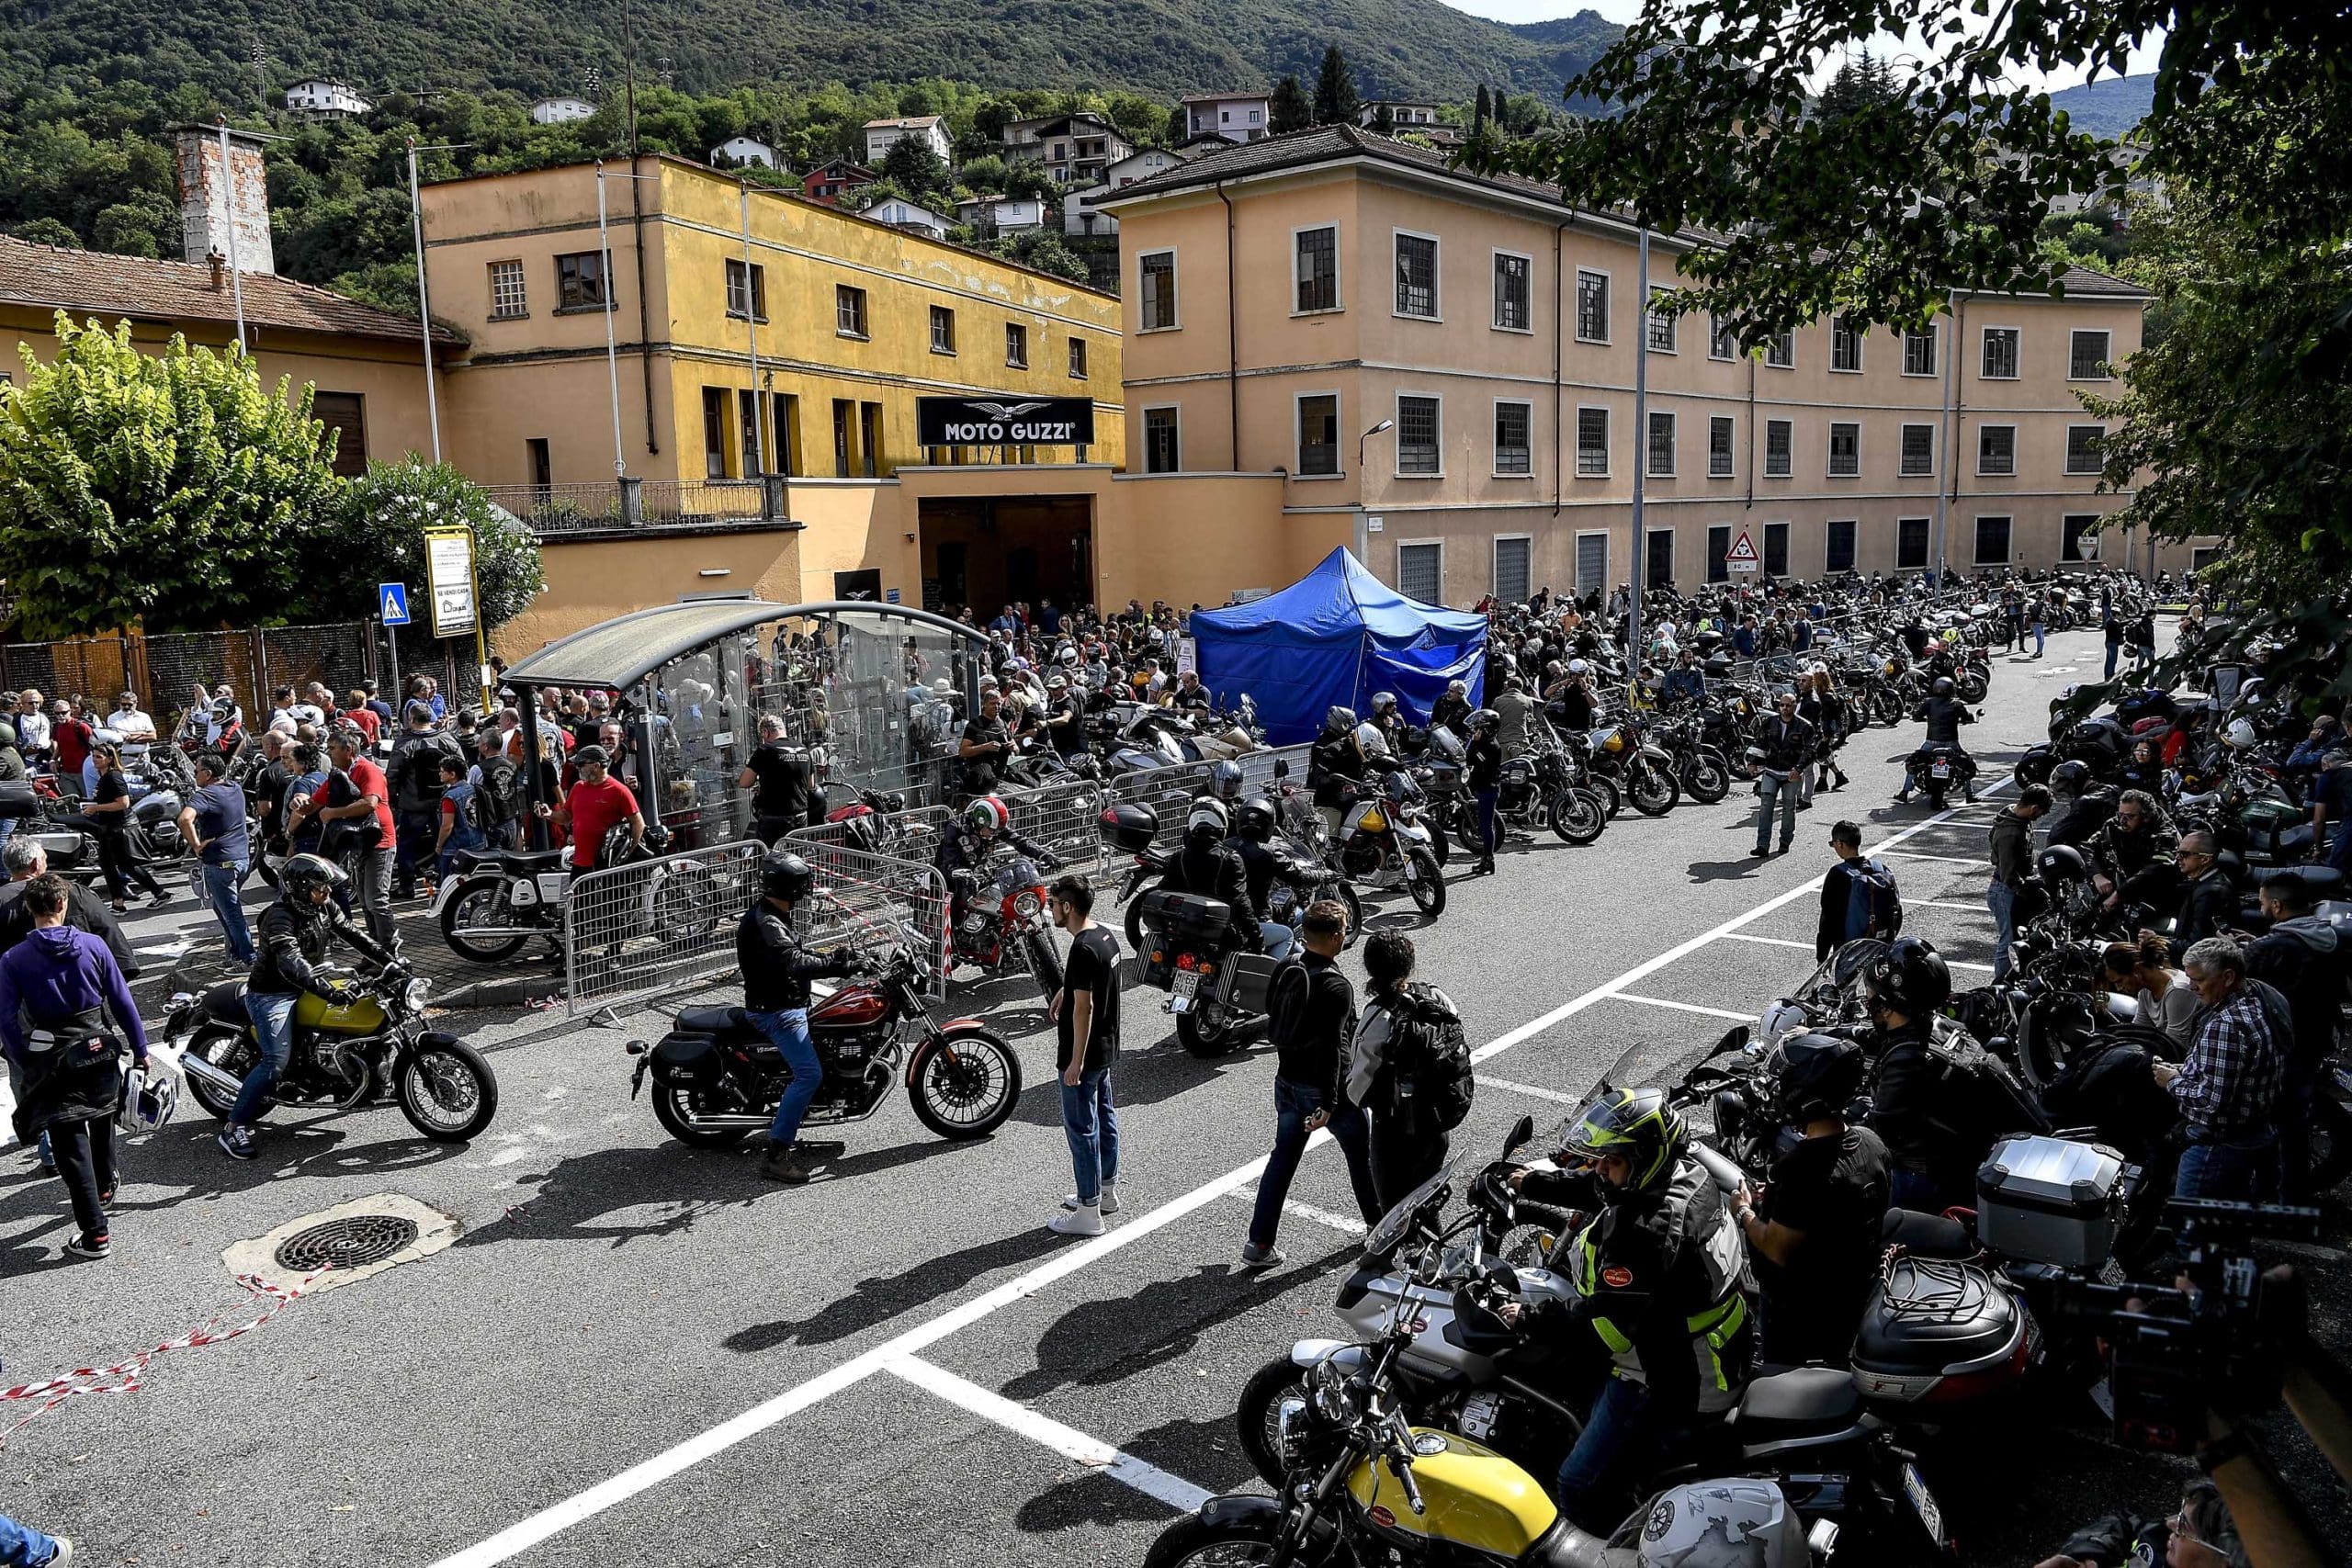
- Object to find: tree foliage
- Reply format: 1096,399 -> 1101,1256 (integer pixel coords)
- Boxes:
1314,46 -> 1362,128
331,460 -> 546,632
0,315 -> 344,637
878,135 -> 951,197
1270,75 -> 1313,134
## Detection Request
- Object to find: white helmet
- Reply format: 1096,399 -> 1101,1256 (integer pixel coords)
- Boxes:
2223,716 -> 2256,750
1635,1479 -> 1811,1568
119,1055 -> 184,1135
1566,659 -> 1591,677
1355,723 -> 1392,761
1757,998 -> 1809,1042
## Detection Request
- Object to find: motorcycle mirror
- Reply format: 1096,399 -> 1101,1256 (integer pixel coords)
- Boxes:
1711,1024 -> 1752,1057
1503,1112 -> 1535,1156
624,1040 -> 648,1055
1272,758 -> 1289,779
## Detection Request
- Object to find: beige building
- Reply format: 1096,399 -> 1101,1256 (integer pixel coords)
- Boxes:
1101,125 -> 2184,605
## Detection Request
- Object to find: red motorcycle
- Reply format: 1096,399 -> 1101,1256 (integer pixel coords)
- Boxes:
945,844 -> 1063,998
626,942 -> 1021,1144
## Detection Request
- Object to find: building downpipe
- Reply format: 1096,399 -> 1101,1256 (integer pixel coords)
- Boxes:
1216,180 -> 1238,471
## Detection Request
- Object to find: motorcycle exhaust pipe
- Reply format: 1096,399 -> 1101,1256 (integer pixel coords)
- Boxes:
447,926 -> 548,939
673,1112 -> 775,1130
179,1054 -> 246,1094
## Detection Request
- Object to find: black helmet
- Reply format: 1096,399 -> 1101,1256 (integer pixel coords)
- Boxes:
1703,655 -> 1734,679
1560,1085 -> 1687,1199
1863,935 -> 1951,1017
1772,1033 -> 1868,1123
280,852 -> 345,900
762,852 -> 816,901
2048,759 -> 2093,798
1932,677 -> 1956,698
1185,795 -> 1229,848
1235,795 -> 1278,842
1466,707 -> 1500,732
841,813 -> 880,854
1209,759 -> 1246,802
1325,705 -> 1358,734
2037,843 -> 2088,885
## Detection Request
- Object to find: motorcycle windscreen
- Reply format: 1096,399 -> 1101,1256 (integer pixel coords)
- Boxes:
1363,1151 -> 1467,1257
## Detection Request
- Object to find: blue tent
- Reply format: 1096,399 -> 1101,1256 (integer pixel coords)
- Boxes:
1192,548 -> 1487,745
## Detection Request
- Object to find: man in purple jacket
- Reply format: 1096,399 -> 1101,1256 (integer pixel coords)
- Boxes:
0,874 -> 147,1260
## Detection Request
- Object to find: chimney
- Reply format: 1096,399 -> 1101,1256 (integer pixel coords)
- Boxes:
207,250 -> 226,291
175,125 -> 276,276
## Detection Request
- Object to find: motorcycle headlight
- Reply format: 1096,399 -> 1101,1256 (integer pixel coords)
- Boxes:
1307,1357 -> 1358,1425
1274,1396 -> 1311,1468
403,978 -> 430,1012
1014,890 -> 1041,918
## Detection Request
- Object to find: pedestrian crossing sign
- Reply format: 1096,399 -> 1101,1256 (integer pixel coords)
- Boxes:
379,582 -> 412,625
1725,531 -> 1761,572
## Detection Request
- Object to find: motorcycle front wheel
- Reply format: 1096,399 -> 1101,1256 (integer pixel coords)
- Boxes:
650,869 -> 720,944
1405,846 -> 1445,918
1547,788 -> 1605,847
1630,760 -> 1680,817
441,876 -> 529,964
1237,1356 -> 1312,1488
395,1039 -> 500,1142
1144,1513 -> 1281,1568
1959,671 -> 1990,704
1023,927 -> 1064,1000
908,1026 -> 1023,1139
1680,749 -> 1731,805
2302,1090 -> 2352,1194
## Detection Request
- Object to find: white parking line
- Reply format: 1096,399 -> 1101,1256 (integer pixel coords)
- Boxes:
1476,1074 -> 1584,1105
428,781 -> 2002,1568
1612,993 -> 1758,1022
1882,852 -> 1987,865
1227,1186 -> 1369,1236
1720,932 -> 1813,951
886,1355 -> 1212,1512
1907,899 -> 1990,912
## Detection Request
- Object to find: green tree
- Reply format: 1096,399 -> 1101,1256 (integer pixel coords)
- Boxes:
958,152 -> 1009,193
332,459 -> 546,632
1813,51 -> 1898,122
8,218 -> 80,247
0,315 -> 343,637
1313,46 -> 1360,128
999,157 -> 1057,203
877,134 -> 950,197
1269,75 -> 1313,135
1473,83 -> 1490,135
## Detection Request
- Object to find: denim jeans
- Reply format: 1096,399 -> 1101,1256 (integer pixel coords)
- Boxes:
1474,787 -> 1499,861
1059,1066 -> 1118,1205
0,1511 -> 63,1567
2105,642 -> 2121,680
1556,1373 -> 1677,1535
393,807 -> 437,893
1986,880 -> 2018,985
202,860 -> 255,964
353,845 -> 397,949
2031,622 -> 2046,655
1248,1076 -> 1382,1248
232,990 -> 300,1125
752,1008 -> 823,1147
1258,919 -> 1296,962
2176,1132 -> 2278,1202
1751,771 -> 1798,852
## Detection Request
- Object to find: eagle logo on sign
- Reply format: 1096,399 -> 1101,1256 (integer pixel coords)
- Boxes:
968,400 -> 1050,420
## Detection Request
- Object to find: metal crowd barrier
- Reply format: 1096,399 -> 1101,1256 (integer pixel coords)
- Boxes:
1104,744 -> 1312,855
795,842 -> 951,1000
787,805 -> 955,863
1000,776 -> 1112,877
563,840 -> 766,1017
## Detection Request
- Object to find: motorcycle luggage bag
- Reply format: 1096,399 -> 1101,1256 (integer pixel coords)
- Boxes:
1850,1259 -> 2024,1402
2115,690 -> 2179,728
1421,760 -> 1462,795
0,779 -> 36,817
1227,951 -> 1280,1013
1975,1135 -> 2124,1268
1098,802 -> 1160,853
1136,888 -> 1234,946
649,1032 -> 723,1089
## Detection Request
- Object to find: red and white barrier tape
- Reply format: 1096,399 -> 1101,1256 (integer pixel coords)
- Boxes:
0,1268 -> 323,1448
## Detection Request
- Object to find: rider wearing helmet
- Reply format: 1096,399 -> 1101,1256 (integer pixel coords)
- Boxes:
220,852 -> 396,1162
1365,693 -> 1404,751
1154,796 -> 1256,953
1308,707 -> 1366,837
1858,936 -> 1970,1211
1894,677 -> 1976,804
1508,1086 -> 1754,1533
1430,679 -> 1473,736
740,852 -> 861,1186
1207,758 -> 1247,806
1731,1035 -> 1890,1368
2042,760 -> 2118,851
936,795 -> 1059,926
1224,795 -> 1323,959
1465,709 -> 1503,875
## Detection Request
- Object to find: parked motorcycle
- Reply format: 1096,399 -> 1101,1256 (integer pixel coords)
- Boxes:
626,940 -> 1019,1142
1133,885 -> 1282,1057
1333,772 -> 1446,919
168,964 -> 498,1141
1585,715 -> 1681,818
945,842 -> 1064,998
435,823 -> 718,964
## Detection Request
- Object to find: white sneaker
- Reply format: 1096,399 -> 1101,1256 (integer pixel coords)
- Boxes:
1048,1202 -> 1105,1237
1062,1183 -> 1122,1216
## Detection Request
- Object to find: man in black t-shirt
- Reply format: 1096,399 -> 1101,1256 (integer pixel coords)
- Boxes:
957,689 -> 1015,799
1729,1034 -> 1890,1366
1046,876 -> 1122,1236
737,714 -> 822,844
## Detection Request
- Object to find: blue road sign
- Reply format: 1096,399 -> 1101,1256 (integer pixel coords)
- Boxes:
379,583 -> 412,626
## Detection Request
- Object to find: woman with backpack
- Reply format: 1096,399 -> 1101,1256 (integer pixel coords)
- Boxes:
1348,931 -> 1474,1212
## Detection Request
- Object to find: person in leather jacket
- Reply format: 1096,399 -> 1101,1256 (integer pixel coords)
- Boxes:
936,795 -> 1057,936
1894,679 -> 1976,803
1430,680 -> 1473,736
1504,1087 -> 1754,1534
2089,790 -> 2178,913
1225,796 -> 1321,960
1307,707 -> 1365,836
1156,797 -> 1259,952
740,852 -> 859,1185
220,852 -> 394,1161
1859,936 -> 1973,1211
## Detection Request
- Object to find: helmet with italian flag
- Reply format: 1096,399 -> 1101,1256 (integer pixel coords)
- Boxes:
1559,1085 -> 1686,1199
964,795 -> 1010,835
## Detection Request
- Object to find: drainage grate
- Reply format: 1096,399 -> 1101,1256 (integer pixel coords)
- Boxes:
274,1213 -> 421,1272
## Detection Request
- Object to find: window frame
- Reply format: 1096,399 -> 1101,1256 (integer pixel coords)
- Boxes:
1394,391 -> 1444,478
1068,336 -> 1088,379
1708,414 -> 1735,479
1393,230 -> 1442,321
2064,423 -> 2105,475
2068,328 -> 2113,381
1980,324 -> 2021,380
1645,286 -> 1677,355
1492,397 -> 1534,478
1763,330 -> 1794,369
1492,534 -> 1534,604
311,390 -> 368,479
1294,390 -> 1342,479
1395,539 -> 1446,604
1707,312 -> 1736,362
1573,529 -> 1611,599
1137,250 -> 1179,333
553,250 -> 610,312
1899,422 -> 1937,478
1293,224 -> 1340,316
1829,314 -> 1863,374
1976,423 -> 2018,477
1645,408 -> 1677,478
1575,404 -> 1611,479
1763,521 -> 1792,579
1901,327 -> 1938,378
2061,513 -> 2102,563
1826,420 -> 1860,478
724,256 -> 767,321
834,283 -> 869,340
1825,518 -> 1859,574
1574,267 -> 1611,344
1491,248 -> 1533,333
1706,523 -> 1733,583
1763,417 -> 1793,478
1004,321 -> 1029,369
1973,514 -> 2014,567
928,303 -> 956,356
1896,516 -> 1932,570
1141,403 -> 1182,474
487,258 -> 528,320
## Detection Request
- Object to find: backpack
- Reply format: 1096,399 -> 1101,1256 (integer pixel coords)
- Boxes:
1919,1029 -> 2050,1153
1847,857 -> 1904,942
1383,982 -> 1476,1131
475,754 -> 521,825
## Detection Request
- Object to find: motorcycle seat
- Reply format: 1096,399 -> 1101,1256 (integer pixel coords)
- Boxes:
673,1005 -> 749,1036
1733,1367 -> 1864,1436
458,848 -> 566,873
1882,1207 -> 1973,1258
200,980 -> 251,1027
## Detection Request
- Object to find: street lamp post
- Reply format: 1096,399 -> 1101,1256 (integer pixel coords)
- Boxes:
405,140 -> 472,465
1356,419 -> 1395,563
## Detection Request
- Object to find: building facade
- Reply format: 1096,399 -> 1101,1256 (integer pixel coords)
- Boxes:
710,137 -> 777,169
802,160 -> 876,205
863,117 -> 953,166
1181,95 -> 1271,142
285,80 -> 373,120
1102,126 -> 2185,603
531,97 -> 596,126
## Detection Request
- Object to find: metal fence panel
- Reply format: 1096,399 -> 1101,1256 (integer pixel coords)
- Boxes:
794,842 -> 950,1000
1103,745 -> 1311,855
2,637 -> 131,709
563,840 -> 765,1016
1001,777 -> 1110,875
787,805 -> 955,863
257,622 -> 375,717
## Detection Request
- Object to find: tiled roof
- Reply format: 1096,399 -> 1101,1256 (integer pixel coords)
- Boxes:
865,116 -> 944,130
1179,92 -> 1270,106
2049,264 -> 2152,299
0,235 -> 462,346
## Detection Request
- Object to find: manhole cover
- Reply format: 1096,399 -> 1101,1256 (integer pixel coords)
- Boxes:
274,1213 -> 422,1272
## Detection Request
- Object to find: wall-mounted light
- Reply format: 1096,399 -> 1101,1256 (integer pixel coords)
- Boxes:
904,532 -> 917,543
698,568 -> 731,578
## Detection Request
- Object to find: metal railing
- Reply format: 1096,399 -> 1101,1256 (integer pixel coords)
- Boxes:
795,842 -> 950,1000
787,804 -> 955,863
1103,745 -> 1312,855
484,477 -> 788,536
563,840 -> 765,1015
1000,776 -> 1112,877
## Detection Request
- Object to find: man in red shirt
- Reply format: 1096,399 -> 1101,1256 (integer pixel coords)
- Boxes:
539,745 -> 643,872
50,701 -> 94,795
313,728 -> 401,948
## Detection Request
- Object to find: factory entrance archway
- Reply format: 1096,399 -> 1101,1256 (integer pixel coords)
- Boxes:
916,494 -> 1092,616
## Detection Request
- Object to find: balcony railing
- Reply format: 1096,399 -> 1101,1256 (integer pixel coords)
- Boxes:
482,477 -> 788,536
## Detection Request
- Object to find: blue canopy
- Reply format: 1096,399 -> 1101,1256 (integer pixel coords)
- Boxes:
1192,548 -> 1487,745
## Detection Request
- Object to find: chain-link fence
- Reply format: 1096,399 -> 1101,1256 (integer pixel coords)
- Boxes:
563,840 -> 763,1016
0,623 -> 375,739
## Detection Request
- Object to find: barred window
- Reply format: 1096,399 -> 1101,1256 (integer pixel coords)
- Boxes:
1577,407 -> 1610,476
488,259 -> 527,319
1576,269 -> 1609,342
1397,396 -> 1441,473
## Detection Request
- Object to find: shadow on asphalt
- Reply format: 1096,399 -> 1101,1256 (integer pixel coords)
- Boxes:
1008,1037 -> 1262,1130
1686,858 -> 1765,884
1014,1412 -> 1263,1533
724,1224 -> 1068,1352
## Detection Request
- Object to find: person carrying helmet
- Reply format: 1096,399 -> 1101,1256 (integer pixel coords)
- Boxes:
1550,661 -> 1600,732
1224,795 -> 1324,959
1858,936 -> 1972,1211
1502,1086 -> 1755,1534
1155,796 -> 1258,953
937,795 -> 1059,936
1894,676 -> 1976,804
1430,679 -> 1472,737
1307,707 -> 1366,840
1465,709 -> 1503,875
740,852 -> 860,1185
1729,1035 -> 1890,1367
219,852 -> 396,1162
1039,674 -> 1087,759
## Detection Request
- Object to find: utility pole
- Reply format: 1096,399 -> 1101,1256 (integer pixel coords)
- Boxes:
618,0 -> 642,154
596,164 -> 626,479
1626,225 -> 1649,695
404,141 -> 473,464
249,40 -> 267,115
739,179 -> 766,476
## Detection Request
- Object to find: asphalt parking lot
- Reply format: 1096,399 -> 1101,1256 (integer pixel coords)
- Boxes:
5,626 -> 2343,1567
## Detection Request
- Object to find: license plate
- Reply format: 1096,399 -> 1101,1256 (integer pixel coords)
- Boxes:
1172,970 -> 1201,1000
1902,1461 -> 1949,1548
1930,762 -> 1951,779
